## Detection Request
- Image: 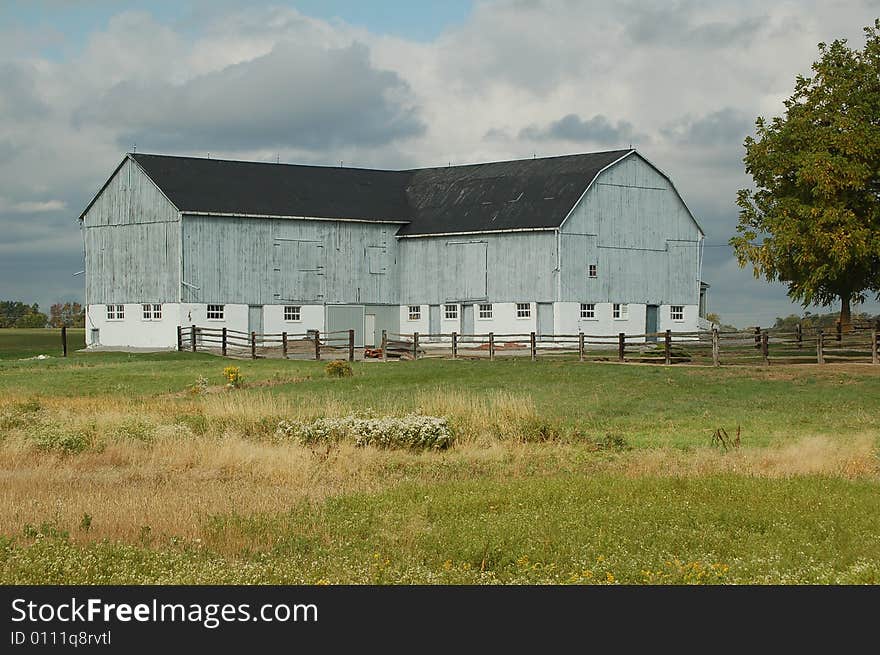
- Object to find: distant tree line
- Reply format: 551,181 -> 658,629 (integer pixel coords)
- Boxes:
0,301 -> 84,328
773,311 -> 879,331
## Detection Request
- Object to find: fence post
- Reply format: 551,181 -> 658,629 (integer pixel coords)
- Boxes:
452,332 -> 458,359
177,325 -> 183,352
488,332 -> 495,361
413,332 -> 419,360
281,332 -> 287,359
761,331 -> 769,366
618,332 -> 625,363
314,330 -> 321,361
754,326 -> 761,350
530,332 -> 536,361
348,329 -> 355,362
61,326 -> 68,357
222,327 -> 228,357
836,320 -> 842,342
578,332 -> 585,362
817,329 -> 824,364
191,325 -> 196,353
250,331 -> 256,360
796,322 -> 802,349
664,329 -> 672,365
712,328 -> 719,367
872,328 -> 878,365
381,330 -> 387,362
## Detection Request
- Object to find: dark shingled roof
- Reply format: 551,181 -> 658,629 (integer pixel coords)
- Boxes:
122,149 -> 635,236
130,153 -> 412,222
401,150 -> 631,235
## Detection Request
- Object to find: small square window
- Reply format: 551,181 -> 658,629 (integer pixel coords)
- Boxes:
152,304 -> 162,320
516,303 -> 531,318
580,303 -> 595,319
408,305 -> 421,321
107,304 -> 124,320
444,304 -> 458,320
284,305 -> 301,322
207,304 -> 224,320
671,305 -> 684,321
142,304 -> 152,320
588,264 -> 597,278
613,303 -> 628,320
478,303 -> 493,319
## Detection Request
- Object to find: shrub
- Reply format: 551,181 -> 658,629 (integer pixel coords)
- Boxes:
189,376 -> 209,395
115,418 -> 155,444
29,421 -> 92,454
598,433 -> 630,452
325,360 -> 353,378
518,417 -> 563,443
276,415 -> 454,450
223,366 -> 244,389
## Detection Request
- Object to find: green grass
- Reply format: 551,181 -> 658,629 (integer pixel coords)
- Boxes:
1,350 -> 879,448
0,328 -> 85,360
1,334 -> 878,584
3,473 -> 878,584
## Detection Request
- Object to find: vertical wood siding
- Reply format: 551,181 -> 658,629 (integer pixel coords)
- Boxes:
82,158 -> 180,304
560,154 -> 702,305
180,216 -> 401,305
398,231 -> 557,304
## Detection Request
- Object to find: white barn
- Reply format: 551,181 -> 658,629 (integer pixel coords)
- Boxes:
78,149 -> 707,348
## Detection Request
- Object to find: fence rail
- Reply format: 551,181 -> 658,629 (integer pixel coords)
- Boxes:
176,323 -> 880,366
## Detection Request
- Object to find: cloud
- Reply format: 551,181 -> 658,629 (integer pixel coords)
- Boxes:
661,108 -> 754,148
518,113 -> 646,146
76,41 -> 425,151
1,0 -> 880,324
0,62 -> 49,120
623,2 -> 768,47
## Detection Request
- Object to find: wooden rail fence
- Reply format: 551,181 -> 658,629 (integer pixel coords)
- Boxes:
177,323 -> 880,366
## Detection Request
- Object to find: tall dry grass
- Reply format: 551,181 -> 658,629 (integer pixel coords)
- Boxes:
1,389 -> 877,552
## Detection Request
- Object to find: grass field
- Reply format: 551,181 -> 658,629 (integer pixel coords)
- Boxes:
0,328 -> 84,360
1,329 -> 878,584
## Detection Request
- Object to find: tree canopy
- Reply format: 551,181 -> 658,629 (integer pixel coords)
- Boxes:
730,20 -> 880,328
0,301 -> 47,328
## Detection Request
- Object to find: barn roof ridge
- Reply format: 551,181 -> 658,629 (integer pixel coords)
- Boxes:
82,149 -> 643,236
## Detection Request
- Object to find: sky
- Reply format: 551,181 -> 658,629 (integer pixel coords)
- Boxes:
0,0 -> 878,327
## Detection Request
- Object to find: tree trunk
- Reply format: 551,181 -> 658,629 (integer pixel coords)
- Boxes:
839,295 -> 852,333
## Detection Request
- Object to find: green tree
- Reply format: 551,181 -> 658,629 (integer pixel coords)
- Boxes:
14,310 -> 47,328
730,20 -> 880,330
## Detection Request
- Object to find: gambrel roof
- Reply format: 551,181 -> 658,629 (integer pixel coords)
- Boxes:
81,149 -> 700,237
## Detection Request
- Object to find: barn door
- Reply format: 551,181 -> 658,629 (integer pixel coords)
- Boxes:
428,305 -> 441,341
645,305 -> 659,342
248,305 -> 263,338
536,303 -> 554,341
461,304 -> 474,342
364,314 -> 376,347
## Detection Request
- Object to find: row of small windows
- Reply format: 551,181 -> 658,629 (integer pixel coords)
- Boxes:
578,304 -> 684,321
106,304 -> 161,321
407,303 -> 684,322
408,303 -> 522,321
108,303 -> 685,323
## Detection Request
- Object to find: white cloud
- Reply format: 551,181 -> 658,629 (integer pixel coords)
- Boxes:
1,0 -> 879,322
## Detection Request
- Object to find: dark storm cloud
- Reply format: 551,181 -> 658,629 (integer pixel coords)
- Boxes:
75,42 -> 425,151
518,114 -> 646,146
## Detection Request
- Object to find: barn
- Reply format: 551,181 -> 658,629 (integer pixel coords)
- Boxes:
78,149 -> 707,349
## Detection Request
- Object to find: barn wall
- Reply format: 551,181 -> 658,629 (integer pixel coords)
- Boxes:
81,157 -> 180,305
397,231 -> 557,304
180,215 -> 401,305
559,153 -> 702,306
